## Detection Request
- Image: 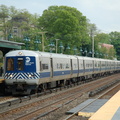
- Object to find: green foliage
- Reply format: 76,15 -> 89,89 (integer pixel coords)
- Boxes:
93,32 -> 117,59
0,4 -> 118,59
0,4 -> 39,41
95,33 -> 110,44
38,5 -> 89,53
109,31 -> 120,60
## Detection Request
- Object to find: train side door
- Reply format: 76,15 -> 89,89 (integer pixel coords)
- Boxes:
83,59 -> 85,73
50,58 -> 53,78
70,59 -> 73,75
93,60 -> 95,72
77,58 -> 79,76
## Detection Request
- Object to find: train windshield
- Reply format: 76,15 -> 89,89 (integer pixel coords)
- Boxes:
7,58 -> 14,71
17,58 -> 24,71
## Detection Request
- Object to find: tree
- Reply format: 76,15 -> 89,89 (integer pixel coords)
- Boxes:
95,33 -> 110,44
0,5 -> 40,41
38,5 -> 89,54
0,5 -> 9,39
109,31 -> 120,60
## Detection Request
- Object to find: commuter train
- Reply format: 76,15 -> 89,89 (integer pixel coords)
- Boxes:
4,50 -> 120,95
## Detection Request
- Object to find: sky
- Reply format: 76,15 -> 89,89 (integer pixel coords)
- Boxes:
1,0 -> 120,33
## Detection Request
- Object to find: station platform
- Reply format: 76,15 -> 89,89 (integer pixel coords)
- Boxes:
66,99 -> 108,117
89,90 -> 120,120
78,99 -> 108,117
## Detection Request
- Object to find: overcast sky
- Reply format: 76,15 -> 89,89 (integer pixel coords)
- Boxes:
1,0 -> 120,33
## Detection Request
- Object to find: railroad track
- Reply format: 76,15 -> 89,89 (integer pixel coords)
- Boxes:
0,96 -> 17,104
0,74 -> 120,120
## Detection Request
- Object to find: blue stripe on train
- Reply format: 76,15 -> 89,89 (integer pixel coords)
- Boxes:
5,68 -> 114,80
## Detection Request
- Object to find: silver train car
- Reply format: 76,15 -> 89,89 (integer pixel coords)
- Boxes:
4,50 -> 120,95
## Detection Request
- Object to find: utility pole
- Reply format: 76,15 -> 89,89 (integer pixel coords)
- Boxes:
92,30 -> 94,58
38,31 -> 47,52
90,28 -> 95,58
90,24 -> 96,58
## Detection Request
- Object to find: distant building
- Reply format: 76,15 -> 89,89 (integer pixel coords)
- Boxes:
98,43 -> 114,50
98,43 -> 116,60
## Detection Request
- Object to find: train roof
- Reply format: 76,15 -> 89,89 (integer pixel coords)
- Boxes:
5,50 -> 73,59
5,50 -> 39,57
5,50 -> 120,63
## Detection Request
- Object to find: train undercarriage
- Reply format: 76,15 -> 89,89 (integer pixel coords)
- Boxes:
4,70 -> 120,95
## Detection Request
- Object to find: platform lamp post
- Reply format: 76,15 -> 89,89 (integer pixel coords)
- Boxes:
80,47 -> 83,56
8,33 -> 13,41
34,36 -> 41,51
97,52 -> 99,58
66,44 -> 70,54
84,48 -> 87,56
38,31 -> 47,52
73,46 -> 77,55
49,40 -> 55,53
23,36 -> 30,50
59,42 -> 64,53
98,52 -> 100,58
106,54 -> 108,59
100,53 -> 102,58
89,51 -> 92,57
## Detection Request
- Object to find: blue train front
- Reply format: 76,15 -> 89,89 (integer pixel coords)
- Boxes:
4,50 -> 40,95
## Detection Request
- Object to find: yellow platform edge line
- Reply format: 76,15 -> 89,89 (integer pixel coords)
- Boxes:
78,112 -> 94,117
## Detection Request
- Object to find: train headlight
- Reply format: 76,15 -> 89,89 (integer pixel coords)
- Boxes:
10,75 -> 13,77
29,75 -> 32,77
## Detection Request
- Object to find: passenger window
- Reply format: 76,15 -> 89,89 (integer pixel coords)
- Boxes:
42,64 -> 49,70
62,64 -> 65,69
60,63 -> 62,69
7,58 -> 14,71
81,64 -> 83,67
95,63 -> 97,67
66,63 -> 69,69
74,64 -> 77,68
57,63 -> 60,69
17,58 -> 24,71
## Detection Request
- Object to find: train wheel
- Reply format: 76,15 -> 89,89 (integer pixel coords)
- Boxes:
30,90 -> 36,94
